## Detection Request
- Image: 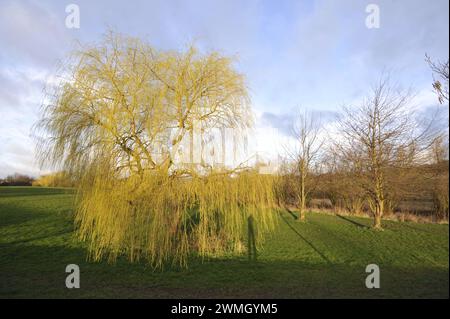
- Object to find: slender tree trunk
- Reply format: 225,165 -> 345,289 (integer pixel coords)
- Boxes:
299,190 -> 306,221
372,165 -> 385,229
298,168 -> 306,221
373,208 -> 382,229
373,195 -> 384,229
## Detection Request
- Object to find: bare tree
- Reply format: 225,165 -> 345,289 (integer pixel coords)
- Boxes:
287,110 -> 323,221
429,135 -> 449,220
335,76 -> 435,229
426,54 -> 449,104
431,134 -> 449,164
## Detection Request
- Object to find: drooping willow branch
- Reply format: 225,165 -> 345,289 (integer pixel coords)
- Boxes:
35,31 -> 277,268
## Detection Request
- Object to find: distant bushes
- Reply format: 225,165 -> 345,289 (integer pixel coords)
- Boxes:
0,173 -> 34,186
0,172 -> 76,187
32,172 -> 76,188
276,160 -> 449,223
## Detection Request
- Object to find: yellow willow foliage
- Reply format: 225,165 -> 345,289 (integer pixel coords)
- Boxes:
75,169 -> 277,268
35,31 -> 277,268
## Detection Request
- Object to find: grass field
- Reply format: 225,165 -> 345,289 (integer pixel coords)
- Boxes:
0,186 -> 448,298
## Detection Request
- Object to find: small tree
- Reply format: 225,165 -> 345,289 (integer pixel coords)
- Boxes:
288,110 -> 323,221
430,135 -> 449,220
335,76 -> 434,229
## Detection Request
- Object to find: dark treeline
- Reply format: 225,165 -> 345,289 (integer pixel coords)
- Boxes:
277,159 -> 449,222
0,172 -> 76,187
0,173 -> 34,186
276,72 -> 449,227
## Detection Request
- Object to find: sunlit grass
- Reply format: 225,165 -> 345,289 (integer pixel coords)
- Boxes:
0,187 -> 448,298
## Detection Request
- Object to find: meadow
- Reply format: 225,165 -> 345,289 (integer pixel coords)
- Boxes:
0,187 -> 448,298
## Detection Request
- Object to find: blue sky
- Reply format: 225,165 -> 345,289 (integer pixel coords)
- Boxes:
0,0 -> 448,177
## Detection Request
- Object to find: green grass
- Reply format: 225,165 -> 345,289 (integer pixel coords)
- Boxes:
0,187 -> 448,298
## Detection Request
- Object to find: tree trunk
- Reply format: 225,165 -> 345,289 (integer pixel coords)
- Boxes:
373,199 -> 384,229
373,213 -> 382,229
298,192 -> 306,221
298,207 -> 305,221
298,181 -> 306,222
372,169 -> 385,229
299,197 -> 306,221
298,164 -> 306,221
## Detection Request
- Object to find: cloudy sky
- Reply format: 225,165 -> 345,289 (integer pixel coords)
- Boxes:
0,0 -> 448,177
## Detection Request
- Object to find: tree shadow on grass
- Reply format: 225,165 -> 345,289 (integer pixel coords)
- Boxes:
284,207 -> 298,220
336,214 -> 370,229
1,229 -> 74,245
0,200 -> 63,228
0,243 -> 448,299
0,187 -> 74,198
278,211 -> 332,265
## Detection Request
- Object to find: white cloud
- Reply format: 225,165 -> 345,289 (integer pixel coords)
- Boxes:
0,66 -> 53,178
0,0 -> 448,177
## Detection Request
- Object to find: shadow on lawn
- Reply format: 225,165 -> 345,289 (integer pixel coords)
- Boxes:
0,243 -> 448,299
278,211 -> 332,265
336,214 -> 370,229
0,201 -> 63,228
0,188 -> 73,198
2,229 -> 74,245
284,207 -> 299,220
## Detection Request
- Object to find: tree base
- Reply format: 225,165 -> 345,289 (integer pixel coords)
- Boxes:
372,224 -> 384,231
297,215 -> 306,222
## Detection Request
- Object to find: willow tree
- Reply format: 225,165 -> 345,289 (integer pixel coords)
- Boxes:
36,32 -> 276,268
